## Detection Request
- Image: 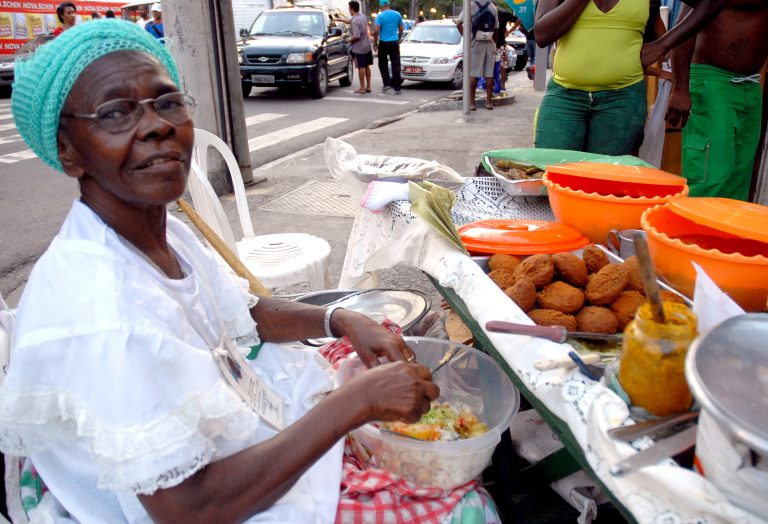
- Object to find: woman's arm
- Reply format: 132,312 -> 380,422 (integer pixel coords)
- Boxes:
140,361 -> 440,524
534,0 -> 590,48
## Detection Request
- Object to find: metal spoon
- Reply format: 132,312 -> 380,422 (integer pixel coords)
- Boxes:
608,411 -> 699,442
633,232 -> 665,323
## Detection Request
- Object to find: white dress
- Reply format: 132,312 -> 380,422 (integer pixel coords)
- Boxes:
0,201 -> 344,523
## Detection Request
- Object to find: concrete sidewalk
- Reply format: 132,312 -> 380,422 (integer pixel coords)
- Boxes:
183,82 -> 544,299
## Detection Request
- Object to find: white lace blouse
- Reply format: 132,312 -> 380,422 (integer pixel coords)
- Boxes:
0,201 -> 343,523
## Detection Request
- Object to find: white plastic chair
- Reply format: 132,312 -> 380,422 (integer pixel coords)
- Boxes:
189,129 -> 331,290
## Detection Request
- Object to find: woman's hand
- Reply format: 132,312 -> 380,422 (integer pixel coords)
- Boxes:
343,361 -> 440,423
332,309 -> 416,367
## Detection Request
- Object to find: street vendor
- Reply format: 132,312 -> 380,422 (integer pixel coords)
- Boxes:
0,20 -> 500,523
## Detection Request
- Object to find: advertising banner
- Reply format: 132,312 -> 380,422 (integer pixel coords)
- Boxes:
504,0 -> 534,31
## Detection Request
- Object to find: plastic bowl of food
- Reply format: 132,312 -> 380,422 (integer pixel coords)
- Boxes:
543,162 -> 688,244
642,200 -> 768,311
337,337 -> 519,489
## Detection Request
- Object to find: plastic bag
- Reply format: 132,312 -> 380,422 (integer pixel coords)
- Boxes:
324,137 -> 466,202
638,78 -> 671,168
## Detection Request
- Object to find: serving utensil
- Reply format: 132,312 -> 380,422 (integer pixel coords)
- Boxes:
485,320 -> 622,344
608,411 -> 699,442
633,232 -> 665,323
610,425 -> 698,477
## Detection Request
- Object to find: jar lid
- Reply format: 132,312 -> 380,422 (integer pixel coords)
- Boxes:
458,219 -> 589,254
686,313 -> 768,454
668,198 -> 768,244
547,162 -> 687,187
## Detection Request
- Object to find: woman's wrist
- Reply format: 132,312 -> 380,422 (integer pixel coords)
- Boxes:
324,306 -> 343,338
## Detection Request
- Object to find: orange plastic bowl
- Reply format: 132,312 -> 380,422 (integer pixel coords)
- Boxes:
642,204 -> 768,312
543,172 -> 689,244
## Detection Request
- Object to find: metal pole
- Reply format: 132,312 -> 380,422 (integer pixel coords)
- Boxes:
461,0 -> 470,114
534,44 -> 547,92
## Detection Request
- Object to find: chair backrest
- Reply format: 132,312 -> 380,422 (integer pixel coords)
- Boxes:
0,293 -> 13,388
192,129 -> 255,239
187,161 -> 239,253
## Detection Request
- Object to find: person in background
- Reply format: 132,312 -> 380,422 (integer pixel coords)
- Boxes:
496,10 -> 517,92
145,3 -> 164,40
135,4 -> 150,28
373,0 -> 404,94
53,2 -> 76,36
457,0 -> 499,111
91,11 -> 101,19
349,0 -> 373,94
105,10 -> 115,19
665,0 -> 768,200
417,14 -> 425,23
533,0 -> 665,155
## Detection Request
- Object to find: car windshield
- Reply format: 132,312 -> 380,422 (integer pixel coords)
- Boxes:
249,12 -> 326,37
405,24 -> 460,45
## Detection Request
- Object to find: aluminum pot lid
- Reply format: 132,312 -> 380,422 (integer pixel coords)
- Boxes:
685,313 -> 768,454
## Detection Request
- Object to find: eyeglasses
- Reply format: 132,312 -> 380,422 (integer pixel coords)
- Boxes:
61,92 -> 196,134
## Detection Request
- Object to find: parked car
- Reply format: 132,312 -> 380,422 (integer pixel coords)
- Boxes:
0,35 -> 55,90
399,20 -> 463,90
238,6 -> 353,98
506,29 -> 528,71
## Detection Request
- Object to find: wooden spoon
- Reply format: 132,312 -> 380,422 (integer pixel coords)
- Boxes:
633,232 -> 665,323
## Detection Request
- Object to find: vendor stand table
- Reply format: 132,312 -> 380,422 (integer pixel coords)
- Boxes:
338,177 -> 766,524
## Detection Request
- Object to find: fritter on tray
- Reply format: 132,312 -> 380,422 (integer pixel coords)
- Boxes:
622,256 -> 644,292
552,252 -> 588,287
505,278 -> 537,312
585,264 -> 629,305
488,268 -> 517,289
576,306 -> 620,334
611,290 -> 646,330
537,281 -> 585,314
514,254 -> 555,288
528,309 -> 578,331
583,245 -> 610,274
488,253 -> 522,273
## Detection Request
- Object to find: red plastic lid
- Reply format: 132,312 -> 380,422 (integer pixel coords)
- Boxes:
546,162 -> 687,186
668,198 -> 768,244
458,219 -> 589,255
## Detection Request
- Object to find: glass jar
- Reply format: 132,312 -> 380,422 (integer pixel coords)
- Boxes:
618,302 -> 698,417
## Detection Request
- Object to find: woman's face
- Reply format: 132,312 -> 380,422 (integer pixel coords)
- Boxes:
58,51 -> 194,212
62,6 -> 76,26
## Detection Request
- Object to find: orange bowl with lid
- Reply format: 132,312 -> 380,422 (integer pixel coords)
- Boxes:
642,198 -> 768,311
543,162 -> 689,244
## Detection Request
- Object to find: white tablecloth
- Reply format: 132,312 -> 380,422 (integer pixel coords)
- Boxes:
339,177 -> 766,524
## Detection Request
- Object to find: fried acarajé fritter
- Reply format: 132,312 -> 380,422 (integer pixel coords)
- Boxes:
488,253 -> 522,273
488,268 -> 517,289
583,245 -> 610,274
505,278 -> 537,312
528,309 -> 578,331
552,252 -> 588,287
622,256 -> 644,292
514,254 -> 555,288
537,281 -> 585,314
610,290 -> 646,330
585,264 -> 629,305
576,306 -> 620,334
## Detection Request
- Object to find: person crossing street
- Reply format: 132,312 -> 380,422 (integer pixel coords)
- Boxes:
373,0 -> 404,94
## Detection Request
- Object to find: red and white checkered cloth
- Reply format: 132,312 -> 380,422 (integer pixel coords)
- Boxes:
319,322 -> 480,524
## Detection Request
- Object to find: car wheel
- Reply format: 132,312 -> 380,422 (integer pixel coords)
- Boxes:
339,56 -> 353,87
450,63 -> 463,90
514,52 -> 528,71
242,82 -> 251,98
311,61 -> 328,98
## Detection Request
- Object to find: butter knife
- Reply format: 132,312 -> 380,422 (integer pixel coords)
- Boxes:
485,320 -> 622,344
610,425 -> 698,477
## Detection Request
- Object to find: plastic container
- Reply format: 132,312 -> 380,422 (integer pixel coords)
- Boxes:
458,219 -> 589,255
618,302 -> 698,416
337,337 -> 519,489
543,162 -> 688,244
642,199 -> 768,312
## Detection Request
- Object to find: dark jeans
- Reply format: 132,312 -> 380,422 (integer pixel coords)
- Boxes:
378,40 -> 401,90
525,39 -> 536,66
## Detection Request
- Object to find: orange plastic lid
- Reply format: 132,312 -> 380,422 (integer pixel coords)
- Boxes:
668,198 -> 768,244
458,219 -> 589,255
546,162 -> 687,187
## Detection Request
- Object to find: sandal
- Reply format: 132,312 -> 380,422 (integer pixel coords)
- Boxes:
354,89 -> 366,94
365,88 -> 372,92
485,104 -> 493,110
469,105 -> 477,111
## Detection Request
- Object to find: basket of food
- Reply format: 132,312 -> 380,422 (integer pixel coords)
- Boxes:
337,337 -> 519,489
481,148 -> 654,198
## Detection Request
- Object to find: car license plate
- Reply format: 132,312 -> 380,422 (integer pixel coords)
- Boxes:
251,74 -> 275,83
404,66 -> 423,74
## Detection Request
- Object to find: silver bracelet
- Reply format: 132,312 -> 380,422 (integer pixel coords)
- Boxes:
324,306 -> 343,338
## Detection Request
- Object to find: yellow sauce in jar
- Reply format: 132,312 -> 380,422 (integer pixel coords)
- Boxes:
618,302 -> 698,417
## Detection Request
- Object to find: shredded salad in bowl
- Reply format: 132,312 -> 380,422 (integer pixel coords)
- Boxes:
383,403 -> 489,441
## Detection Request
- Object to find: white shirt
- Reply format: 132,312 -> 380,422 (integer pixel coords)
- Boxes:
135,18 -> 149,29
0,201 -> 343,523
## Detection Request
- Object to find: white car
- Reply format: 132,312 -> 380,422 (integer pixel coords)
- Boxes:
506,29 -> 528,71
399,20 -> 464,90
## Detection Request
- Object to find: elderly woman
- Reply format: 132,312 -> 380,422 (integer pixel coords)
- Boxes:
0,20 -> 482,523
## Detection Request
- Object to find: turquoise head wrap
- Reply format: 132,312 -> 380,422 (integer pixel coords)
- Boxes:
11,19 -> 180,172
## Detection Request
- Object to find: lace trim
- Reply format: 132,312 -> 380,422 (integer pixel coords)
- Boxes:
0,382 -> 261,494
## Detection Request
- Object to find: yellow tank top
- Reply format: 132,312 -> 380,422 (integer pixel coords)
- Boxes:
553,0 -> 649,91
